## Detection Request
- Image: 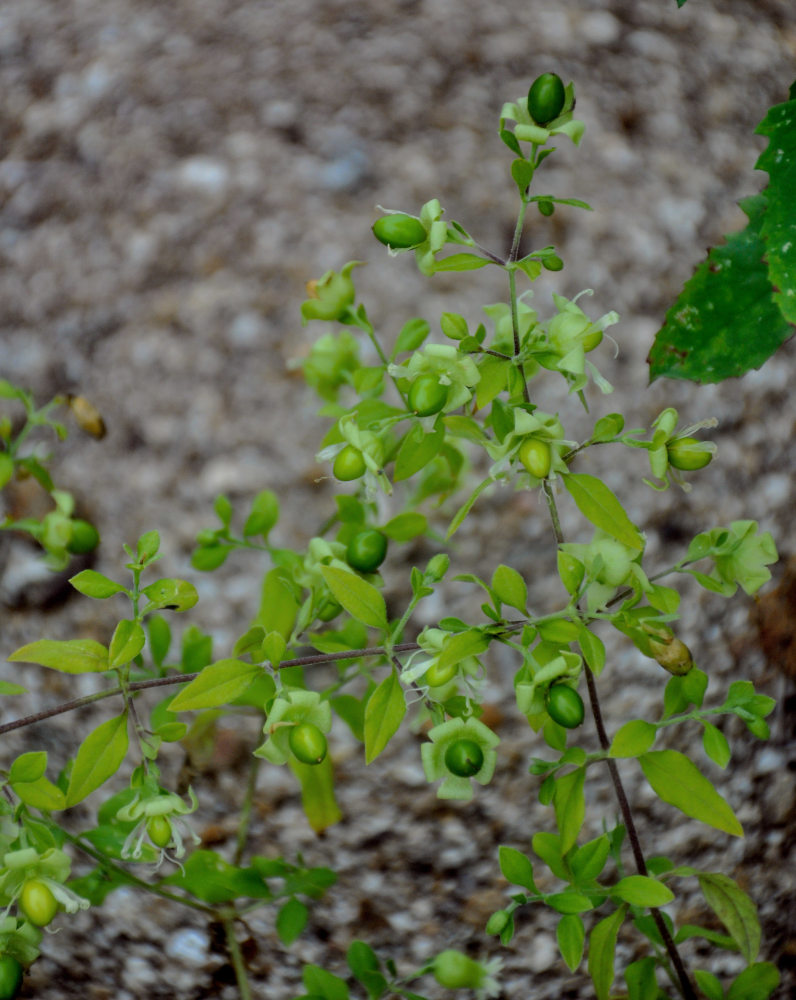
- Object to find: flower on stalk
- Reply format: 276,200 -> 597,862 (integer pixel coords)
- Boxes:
301,261 -> 363,324
389,343 -> 481,416
399,627 -> 484,698
431,949 -> 502,998
484,406 -> 574,484
558,530 -> 648,612
117,781 -> 200,866
0,847 -> 89,917
534,290 -> 618,395
255,689 -> 332,765
374,199 -> 449,276
421,717 -> 499,800
316,414 -> 391,496
515,651 -> 582,720
639,407 -> 717,491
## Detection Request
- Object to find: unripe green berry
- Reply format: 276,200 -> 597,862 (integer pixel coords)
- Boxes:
519,438 -> 552,479
666,437 -> 713,471
444,738 -> 484,777
289,722 -> 328,765
527,73 -> 566,126
372,214 -> 427,249
333,445 -> 366,481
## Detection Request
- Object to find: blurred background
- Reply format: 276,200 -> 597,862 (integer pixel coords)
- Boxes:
1,0 -> 794,996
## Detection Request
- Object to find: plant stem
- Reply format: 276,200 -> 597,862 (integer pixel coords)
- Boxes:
234,754 -> 261,866
584,668 -> 697,1000
542,479 -> 697,1000
222,914 -> 253,1000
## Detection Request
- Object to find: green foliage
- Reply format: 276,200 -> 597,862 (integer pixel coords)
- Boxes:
1,58 -> 789,1000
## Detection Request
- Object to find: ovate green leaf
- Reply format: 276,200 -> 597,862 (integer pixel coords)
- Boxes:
639,750 -> 743,837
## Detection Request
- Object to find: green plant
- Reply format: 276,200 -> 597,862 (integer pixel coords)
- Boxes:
0,956 -> 22,1000
1,61 -> 792,1000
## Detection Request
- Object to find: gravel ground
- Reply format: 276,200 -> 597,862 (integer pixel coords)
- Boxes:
1,0 -> 795,997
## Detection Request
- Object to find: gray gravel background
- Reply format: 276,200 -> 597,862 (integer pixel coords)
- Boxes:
1,0 -> 795,997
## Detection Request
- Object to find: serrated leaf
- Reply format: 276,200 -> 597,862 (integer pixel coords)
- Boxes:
364,669 -> 406,763
8,638 -> 109,674
756,94 -> 796,323
170,659 -> 262,711
69,569 -> 127,599
612,875 -> 674,907
562,473 -> 644,550
320,566 -> 387,630
649,195 -> 794,382
639,750 -> 743,837
65,713 -> 129,806
697,872 -> 760,963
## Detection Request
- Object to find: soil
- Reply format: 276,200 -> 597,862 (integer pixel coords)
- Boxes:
1,0 -> 795,998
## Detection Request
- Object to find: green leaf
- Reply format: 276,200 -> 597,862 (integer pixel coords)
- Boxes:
141,578 -> 198,613
624,957 -> 658,1000
570,835 -> 610,883
609,720 -> 657,758
697,872 -> 760,963
649,195 -> 794,382
557,914 -> 585,971
243,490 -> 279,538
498,846 -> 536,891
381,511 -> 427,541
170,659 -> 262,711
69,569 -> 127,600
347,940 -> 388,1000
10,773 -> 66,811
554,767 -> 585,854
256,567 -> 300,639
0,680 -> 26,695
726,962 -> 780,1000
532,831 -> 568,880
756,93 -> 796,323
364,669 -> 406,763
9,751 -> 48,783
694,970 -> 725,1000
562,473 -> 644,550
289,754 -> 342,833
702,721 -> 731,768
577,625 -> 606,676
65,713 -> 129,807
321,566 -> 387,630
491,565 -> 527,612
302,964 -> 350,1000
511,157 -> 534,193
276,897 -> 308,945
434,629 -> 489,675
612,875 -> 674,908
475,356 -> 512,409
432,253 -> 491,272
163,849 -> 272,903
394,420 -> 444,481
147,615 -> 171,667
8,638 -> 109,674
639,750 -> 743,837
546,891 -> 594,915
587,905 -> 627,1000
447,476 -> 494,538
109,620 -> 146,668
392,317 -> 430,358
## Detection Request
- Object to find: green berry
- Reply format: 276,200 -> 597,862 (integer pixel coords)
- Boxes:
518,438 -> 552,479
333,445 -> 367,481
147,815 -> 173,848
0,956 -> 23,999
408,375 -> 448,417
346,529 -> 388,573
527,72 -> 566,126
546,685 -> 585,729
444,738 -> 484,777
19,878 -> 58,927
666,437 -> 713,471
67,518 -> 100,554
289,722 -> 328,765
372,214 -> 427,249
